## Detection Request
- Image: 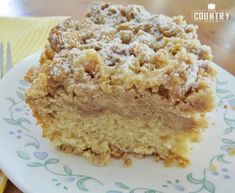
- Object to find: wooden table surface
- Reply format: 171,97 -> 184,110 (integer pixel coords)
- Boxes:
1,0 -> 235,192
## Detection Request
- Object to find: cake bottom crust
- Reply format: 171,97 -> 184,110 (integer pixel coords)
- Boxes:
58,143 -> 190,167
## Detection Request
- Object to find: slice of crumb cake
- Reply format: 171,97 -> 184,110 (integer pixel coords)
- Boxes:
24,3 -> 216,167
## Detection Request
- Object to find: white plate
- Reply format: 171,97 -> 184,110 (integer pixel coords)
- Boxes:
0,53 -> 235,193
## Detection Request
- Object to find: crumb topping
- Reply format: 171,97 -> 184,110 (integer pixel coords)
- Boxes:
32,3 -> 216,101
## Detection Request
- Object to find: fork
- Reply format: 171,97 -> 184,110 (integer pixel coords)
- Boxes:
0,42 -> 12,78
0,41 -> 12,193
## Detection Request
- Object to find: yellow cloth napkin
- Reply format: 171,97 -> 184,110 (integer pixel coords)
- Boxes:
0,16 -> 68,66
0,171 -> 7,193
0,16 -> 68,192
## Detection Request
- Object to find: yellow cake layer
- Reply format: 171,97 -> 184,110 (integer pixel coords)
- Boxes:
40,111 -> 201,166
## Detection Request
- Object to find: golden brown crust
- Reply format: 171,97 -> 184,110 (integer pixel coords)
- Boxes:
58,143 -> 189,167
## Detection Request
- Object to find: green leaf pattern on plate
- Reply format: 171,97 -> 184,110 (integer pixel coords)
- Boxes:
187,169 -> 215,193
223,111 -> 235,134
17,150 -> 31,160
216,79 -> 234,107
64,165 -> 73,175
187,174 -> 203,184
16,91 -> 24,100
115,182 -> 131,190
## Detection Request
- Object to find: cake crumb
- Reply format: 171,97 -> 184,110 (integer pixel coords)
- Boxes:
123,158 -> 132,167
177,158 -> 189,167
228,147 -> 235,156
209,164 -> 217,172
111,148 -> 125,159
155,156 -> 160,162
134,153 -> 145,159
121,152 -> 129,160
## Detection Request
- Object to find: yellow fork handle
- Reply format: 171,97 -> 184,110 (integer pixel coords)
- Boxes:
0,170 -> 7,193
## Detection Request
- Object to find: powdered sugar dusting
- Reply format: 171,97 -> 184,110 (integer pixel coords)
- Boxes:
50,60 -> 71,76
46,3 -> 215,98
